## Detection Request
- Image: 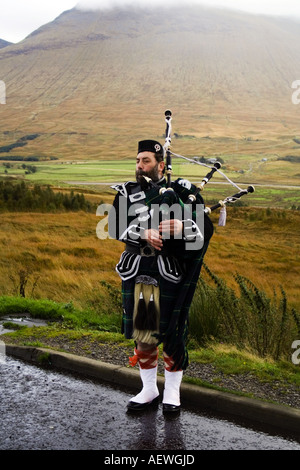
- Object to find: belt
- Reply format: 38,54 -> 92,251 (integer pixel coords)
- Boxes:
125,243 -> 156,257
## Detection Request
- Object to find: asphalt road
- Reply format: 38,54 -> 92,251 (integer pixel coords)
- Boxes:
1,356 -> 299,452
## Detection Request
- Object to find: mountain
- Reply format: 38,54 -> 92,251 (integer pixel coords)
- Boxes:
0,39 -> 12,49
0,5 -> 300,161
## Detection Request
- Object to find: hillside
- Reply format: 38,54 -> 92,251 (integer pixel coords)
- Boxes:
0,5 -> 300,166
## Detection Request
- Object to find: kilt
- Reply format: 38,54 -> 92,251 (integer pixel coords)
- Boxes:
121,242 -> 208,370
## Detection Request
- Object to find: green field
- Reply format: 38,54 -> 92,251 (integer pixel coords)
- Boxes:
1,158 -> 299,209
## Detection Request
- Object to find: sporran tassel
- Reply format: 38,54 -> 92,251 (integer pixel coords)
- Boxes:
134,292 -> 147,330
146,293 -> 158,331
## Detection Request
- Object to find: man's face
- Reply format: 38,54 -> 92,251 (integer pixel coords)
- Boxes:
135,151 -> 164,184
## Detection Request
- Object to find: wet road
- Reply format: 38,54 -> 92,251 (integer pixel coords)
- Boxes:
0,356 -> 299,451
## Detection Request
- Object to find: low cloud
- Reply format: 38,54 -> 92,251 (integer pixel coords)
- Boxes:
75,0 -> 300,18
76,0 -> 189,10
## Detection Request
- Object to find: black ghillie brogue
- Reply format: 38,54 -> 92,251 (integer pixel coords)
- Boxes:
127,396 -> 159,412
162,403 -> 181,413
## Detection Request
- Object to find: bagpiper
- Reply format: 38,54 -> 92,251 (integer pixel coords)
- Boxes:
108,139 -> 214,412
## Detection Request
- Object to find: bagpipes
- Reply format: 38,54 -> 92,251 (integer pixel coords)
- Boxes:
161,110 -> 255,226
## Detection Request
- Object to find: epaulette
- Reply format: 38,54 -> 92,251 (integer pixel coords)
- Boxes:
110,181 -> 138,198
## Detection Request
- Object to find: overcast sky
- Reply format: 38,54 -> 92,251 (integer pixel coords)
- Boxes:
1,0 -> 300,43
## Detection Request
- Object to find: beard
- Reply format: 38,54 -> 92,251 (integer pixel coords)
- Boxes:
136,163 -> 160,185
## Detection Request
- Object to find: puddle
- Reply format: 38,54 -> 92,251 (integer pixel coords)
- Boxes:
0,315 -> 48,335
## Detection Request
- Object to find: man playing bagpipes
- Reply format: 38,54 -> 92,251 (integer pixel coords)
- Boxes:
108,135 -> 214,413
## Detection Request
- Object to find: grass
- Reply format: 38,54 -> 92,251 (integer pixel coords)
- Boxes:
189,266 -> 300,361
0,295 -> 121,332
0,160 -> 135,185
3,323 -> 126,347
188,344 -> 300,388
0,205 -> 299,311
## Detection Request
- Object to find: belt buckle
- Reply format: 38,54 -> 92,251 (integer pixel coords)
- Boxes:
140,245 -> 155,257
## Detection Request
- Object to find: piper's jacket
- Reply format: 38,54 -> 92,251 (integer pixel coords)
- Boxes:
108,176 -> 214,369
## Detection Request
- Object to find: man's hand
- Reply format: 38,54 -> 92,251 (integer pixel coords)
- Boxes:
144,220 -> 183,251
159,219 -> 183,237
143,228 -> 163,251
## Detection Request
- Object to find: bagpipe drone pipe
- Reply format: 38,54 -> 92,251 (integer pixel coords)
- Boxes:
160,109 -> 255,226
136,110 -> 255,259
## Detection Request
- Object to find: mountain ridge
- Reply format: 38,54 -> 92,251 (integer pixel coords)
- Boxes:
0,39 -> 12,49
